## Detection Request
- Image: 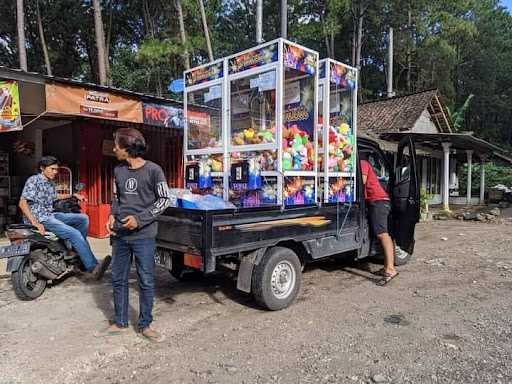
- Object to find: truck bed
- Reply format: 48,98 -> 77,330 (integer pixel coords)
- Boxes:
156,204 -> 362,272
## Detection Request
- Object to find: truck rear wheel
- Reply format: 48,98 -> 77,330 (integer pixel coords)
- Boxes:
251,247 -> 302,311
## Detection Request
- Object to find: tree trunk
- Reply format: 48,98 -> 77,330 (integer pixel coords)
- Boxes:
176,0 -> 190,70
105,0 -> 115,85
92,0 -> 108,85
355,14 -> 363,70
406,9 -> 412,92
351,27 -> 356,67
325,35 -> 332,58
330,31 -> 335,58
36,0 -> 52,76
16,0 -> 28,71
198,0 -> 214,61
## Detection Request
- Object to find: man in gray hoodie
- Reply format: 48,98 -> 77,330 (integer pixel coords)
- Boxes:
104,128 -> 170,342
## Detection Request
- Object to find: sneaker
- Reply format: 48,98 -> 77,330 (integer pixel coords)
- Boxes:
92,255 -> 112,280
138,326 -> 165,343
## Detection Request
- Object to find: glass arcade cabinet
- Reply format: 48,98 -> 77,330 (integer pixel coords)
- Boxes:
317,59 -> 358,203
183,59 -> 227,199
226,39 -> 319,207
183,39 -> 319,208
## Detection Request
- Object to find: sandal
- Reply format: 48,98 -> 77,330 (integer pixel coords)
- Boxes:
376,272 -> 399,286
95,324 -> 129,337
138,327 -> 165,343
373,268 -> 386,276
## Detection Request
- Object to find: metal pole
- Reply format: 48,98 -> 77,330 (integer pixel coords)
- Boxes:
387,27 -> 395,98
256,0 -> 263,43
281,0 -> 287,39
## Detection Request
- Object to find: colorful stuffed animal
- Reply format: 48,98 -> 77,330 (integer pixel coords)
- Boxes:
211,159 -> 222,172
283,152 -> 292,171
233,132 -> 245,145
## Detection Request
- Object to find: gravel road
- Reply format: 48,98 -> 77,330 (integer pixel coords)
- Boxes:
0,220 -> 511,384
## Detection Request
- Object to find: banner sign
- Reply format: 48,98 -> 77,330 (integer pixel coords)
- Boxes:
0,80 -> 22,132
228,43 -> 278,74
143,102 -> 184,129
185,62 -> 224,87
45,83 -> 143,123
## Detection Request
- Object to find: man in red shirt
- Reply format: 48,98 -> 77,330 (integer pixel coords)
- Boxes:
360,156 -> 398,285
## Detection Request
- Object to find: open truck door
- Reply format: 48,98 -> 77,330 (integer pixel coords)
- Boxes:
391,136 -> 420,255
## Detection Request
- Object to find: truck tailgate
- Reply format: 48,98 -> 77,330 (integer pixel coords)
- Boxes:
156,208 -> 205,253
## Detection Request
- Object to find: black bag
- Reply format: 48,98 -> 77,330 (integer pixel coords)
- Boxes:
53,197 -> 82,214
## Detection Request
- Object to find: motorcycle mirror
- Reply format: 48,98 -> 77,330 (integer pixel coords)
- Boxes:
74,182 -> 86,192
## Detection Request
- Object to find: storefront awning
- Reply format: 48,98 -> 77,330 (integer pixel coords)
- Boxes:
380,132 -> 512,163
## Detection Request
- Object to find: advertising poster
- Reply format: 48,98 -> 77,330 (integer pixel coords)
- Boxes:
143,102 -> 184,129
185,62 -> 224,87
46,84 -> 143,123
228,43 -> 278,74
0,80 -> 22,132
284,43 -> 317,75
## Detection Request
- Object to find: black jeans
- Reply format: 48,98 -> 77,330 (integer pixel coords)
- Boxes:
111,238 -> 156,330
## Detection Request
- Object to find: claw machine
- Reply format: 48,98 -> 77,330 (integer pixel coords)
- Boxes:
317,59 -> 358,203
183,59 -> 227,199
183,38 -> 319,208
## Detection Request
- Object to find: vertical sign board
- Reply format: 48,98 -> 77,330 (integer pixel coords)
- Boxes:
0,80 -> 22,132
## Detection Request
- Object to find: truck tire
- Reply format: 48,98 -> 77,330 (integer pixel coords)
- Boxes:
169,252 -> 185,280
11,255 -> 47,301
251,247 -> 302,311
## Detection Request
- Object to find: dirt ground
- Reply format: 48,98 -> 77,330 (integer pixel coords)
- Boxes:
1,220 -> 511,384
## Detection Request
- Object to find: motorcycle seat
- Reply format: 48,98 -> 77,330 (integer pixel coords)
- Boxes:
7,224 -> 37,230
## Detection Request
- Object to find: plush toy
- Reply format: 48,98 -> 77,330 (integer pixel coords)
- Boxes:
283,152 -> 292,171
208,137 -> 219,147
304,184 -> 315,203
258,129 -> 273,143
261,184 -> 277,204
293,152 -> 302,170
211,159 -> 222,172
244,128 -> 255,141
339,123 -> 350,135
292,134 -> 303,151
300,146 -> 308,169
233,132 -> 245,146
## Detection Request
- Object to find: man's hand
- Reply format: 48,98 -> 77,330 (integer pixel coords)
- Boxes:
33,222 -> 46,236
106,215 -> 116,235
122,215 -> 138,230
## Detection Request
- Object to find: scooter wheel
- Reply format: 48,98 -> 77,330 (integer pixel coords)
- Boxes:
11,255 -> 47,300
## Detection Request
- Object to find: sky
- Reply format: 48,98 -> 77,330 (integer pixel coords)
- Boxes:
502,0 -> 512,12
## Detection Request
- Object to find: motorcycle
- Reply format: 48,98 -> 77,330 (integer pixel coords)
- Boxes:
0,184 -> 87,300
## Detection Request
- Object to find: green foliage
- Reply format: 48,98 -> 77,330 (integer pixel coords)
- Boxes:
420,188 -> 431,213
458,162 -> 512,193
1,0 -> 512,150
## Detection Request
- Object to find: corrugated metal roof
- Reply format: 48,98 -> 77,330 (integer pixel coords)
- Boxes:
0,66 -> 182,107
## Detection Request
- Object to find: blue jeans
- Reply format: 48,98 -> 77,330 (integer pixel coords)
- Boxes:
43,213 -> 98,271
111,238 -> 156,330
